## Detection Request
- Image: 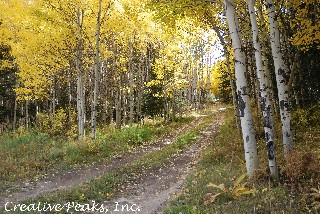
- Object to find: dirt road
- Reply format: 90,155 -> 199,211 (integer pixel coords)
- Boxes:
0,108 -> 225,213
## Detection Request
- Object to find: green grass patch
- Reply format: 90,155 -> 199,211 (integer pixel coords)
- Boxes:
0,116 -> 196,192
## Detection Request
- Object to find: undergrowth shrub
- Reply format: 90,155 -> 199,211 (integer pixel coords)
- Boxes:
292,108 -> 309,130
112,126 -> 153,145
84,137 -> 102,154
292,103 -> 320,130
35,109 -> 68,136
284,149 -> 320,192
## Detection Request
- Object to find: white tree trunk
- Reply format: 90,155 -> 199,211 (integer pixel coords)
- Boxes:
192,64 -> 198,110
91,0 -> 102,140
122,72 -> 127,125
206,54 -> 211,104
248,0 -> 278,179
257,4 -> 278,123
224,0 -> 259,176
115,84 -> 121,128
25,99 -> 29,129
129,38 -> 134,124
137,62 -> 143,123
266,0 -> 293,153
76,9 -> 85,141
13,98 -> 17,131
51,80 -> 56,115
112,38 -> 121,128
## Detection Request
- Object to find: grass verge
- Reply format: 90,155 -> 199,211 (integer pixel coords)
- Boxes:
0,116 -> 195,192
163,109 -> 320,213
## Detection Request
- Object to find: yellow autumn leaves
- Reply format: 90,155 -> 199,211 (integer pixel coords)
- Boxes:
289,0 -> 320,51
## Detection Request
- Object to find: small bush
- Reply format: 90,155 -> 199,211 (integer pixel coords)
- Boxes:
112,126 -> 153,145
292,108 -> 309,130
292,103 -> 320,130
35,109 -> 68,136
84,137 -> 101,154
285,149 -> 320,192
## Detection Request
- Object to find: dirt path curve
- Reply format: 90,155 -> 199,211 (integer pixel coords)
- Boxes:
100,116 -> 224,214
0,115 -> 207,208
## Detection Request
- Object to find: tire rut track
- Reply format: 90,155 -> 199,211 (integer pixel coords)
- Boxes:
97,116 -> 225,214
0,115 -> 207,208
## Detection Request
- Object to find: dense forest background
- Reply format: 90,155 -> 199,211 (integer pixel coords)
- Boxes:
0,0 -> 319,137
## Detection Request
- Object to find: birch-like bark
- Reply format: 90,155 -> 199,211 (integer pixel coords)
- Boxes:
266,0 -> 293,153
121,72 -> 127,125
187,67 -> 192,105
112,38 -> 121,128
179,90 -> 183,118
137,62 -> 143,123
20,103 -> 24,127
109,86 -> 114,124
68,70 -> 72,124
52,78 -> 56,114
115,83 -> 121,128
172,92 -> 176,121
76,9 -> 85,141
257,4 -> 278,122
206,55 -> 211,104
13,98 -> 17,131
101,61 -> 107,124
199,53 -> 204,109
25,99 -> 29,129
248,0 -> 278,179
192,63 -> 198,110
129,38 -> 134,124
91,0 -> 102,139
224,0 -> 259,176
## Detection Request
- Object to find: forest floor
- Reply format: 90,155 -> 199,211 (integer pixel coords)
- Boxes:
0,106 -> 226,213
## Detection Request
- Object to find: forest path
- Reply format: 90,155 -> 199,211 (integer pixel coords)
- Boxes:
101,114 -> 225,214
0,109 -> 220,210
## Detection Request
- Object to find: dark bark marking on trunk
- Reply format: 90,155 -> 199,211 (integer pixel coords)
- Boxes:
278,68 -> 289,84
240,86 -> 247,95
266,141 -> 275,160
237,91 -> 246,117
285,130 -> 291,138
261,97 -> 267,111
263,107 -> 273,129
266,3 -> 273,9
280,100 -> 290,111
246,135 -> 250,143
265,132 -> 270,142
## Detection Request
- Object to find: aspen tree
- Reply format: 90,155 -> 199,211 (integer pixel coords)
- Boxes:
91,0 -> 102,140
257,4 -> 278,123
224,0 -> 259,175
247,0 -> 278,179
129,38 -> 134,124
266,0 -> 293,153
76,8 -> 85,141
